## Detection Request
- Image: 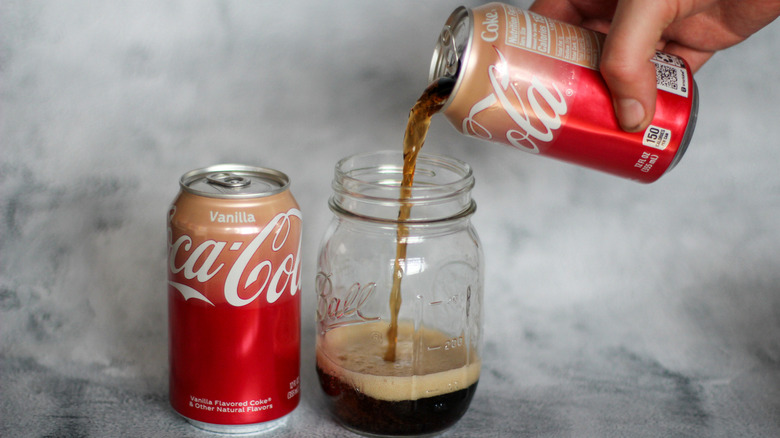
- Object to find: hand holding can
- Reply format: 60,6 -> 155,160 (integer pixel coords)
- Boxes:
430,2 -> 698,183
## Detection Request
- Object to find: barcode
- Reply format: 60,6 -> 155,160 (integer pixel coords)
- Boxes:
653,61 -> 689,97
652,51 -> 684,68
657,63 -> 678,87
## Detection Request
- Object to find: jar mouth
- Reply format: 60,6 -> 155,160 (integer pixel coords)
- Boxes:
331,150 -> 476,224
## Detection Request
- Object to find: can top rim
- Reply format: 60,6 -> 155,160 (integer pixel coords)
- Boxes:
179,164 -> 290,199
428,6 -> 472,112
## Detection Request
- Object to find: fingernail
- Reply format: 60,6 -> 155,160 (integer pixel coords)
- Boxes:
616,98 -> 646,132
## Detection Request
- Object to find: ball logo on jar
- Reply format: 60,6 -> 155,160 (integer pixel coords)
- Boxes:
168,206 -> 302,307
462,47 -> 568,154
315,273 -> 380,332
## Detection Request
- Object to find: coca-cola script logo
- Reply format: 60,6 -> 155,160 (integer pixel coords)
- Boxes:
168,207 -> 302,307
462,47 -> 568,153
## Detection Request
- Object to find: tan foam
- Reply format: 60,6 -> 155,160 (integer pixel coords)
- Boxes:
317,321 -> 481,401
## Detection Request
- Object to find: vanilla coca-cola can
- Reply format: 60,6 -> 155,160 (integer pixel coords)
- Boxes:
430,2 -> 698,183
168,164 -> 301,434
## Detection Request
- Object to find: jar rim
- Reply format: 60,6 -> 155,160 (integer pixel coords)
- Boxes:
330,150 -> 476,224
334,150 -> 474,197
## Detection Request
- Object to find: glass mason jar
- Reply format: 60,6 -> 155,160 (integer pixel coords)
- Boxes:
315,150 -> 483,437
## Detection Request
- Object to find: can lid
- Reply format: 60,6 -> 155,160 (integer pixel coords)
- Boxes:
429,6 -> 471,111
180,164 -> 290,198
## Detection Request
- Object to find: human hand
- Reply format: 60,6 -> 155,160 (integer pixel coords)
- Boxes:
528,0 -> 780,132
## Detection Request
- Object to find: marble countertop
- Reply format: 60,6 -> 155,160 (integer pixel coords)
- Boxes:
2,1 -> 779,436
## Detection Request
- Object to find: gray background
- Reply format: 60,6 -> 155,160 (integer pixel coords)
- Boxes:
2,1 -> 779,436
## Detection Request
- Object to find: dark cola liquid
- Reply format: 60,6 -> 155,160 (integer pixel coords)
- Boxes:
385,77 -> 456,362
317,321 -> 480,436
317,366 -> 478,436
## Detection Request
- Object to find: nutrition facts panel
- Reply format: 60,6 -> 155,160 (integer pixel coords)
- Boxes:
503,5 -> 604,70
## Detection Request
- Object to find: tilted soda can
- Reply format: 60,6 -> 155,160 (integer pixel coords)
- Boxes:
168,164 -> 301,433
430,2 -> 698,183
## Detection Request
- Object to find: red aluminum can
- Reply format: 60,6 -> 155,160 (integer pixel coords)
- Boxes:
168,164 -> 302,434
430,2 -> 698,183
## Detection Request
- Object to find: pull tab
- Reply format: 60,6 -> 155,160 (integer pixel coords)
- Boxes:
206,172 -> 251,188
440,25 -> 460,77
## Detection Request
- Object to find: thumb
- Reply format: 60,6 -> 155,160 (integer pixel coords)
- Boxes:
600,0 -> 675,132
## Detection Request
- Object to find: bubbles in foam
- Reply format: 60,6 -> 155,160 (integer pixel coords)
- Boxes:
316,321 -> 480,401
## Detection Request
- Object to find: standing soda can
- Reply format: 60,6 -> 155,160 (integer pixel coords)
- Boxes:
168,164 -> 302,434
429,2 -> 698,183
